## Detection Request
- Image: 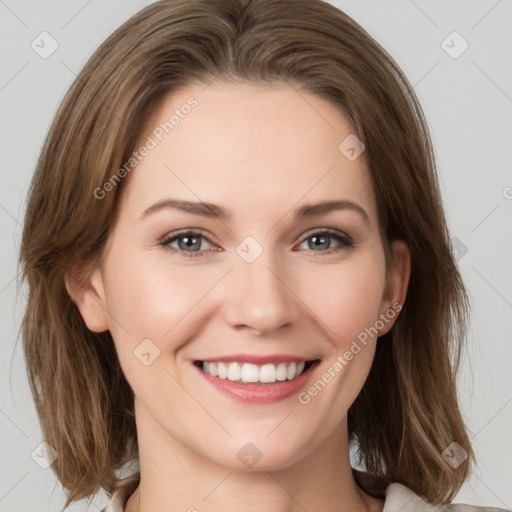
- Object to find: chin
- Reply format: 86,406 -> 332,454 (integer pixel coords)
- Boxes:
194,431 -> 320,473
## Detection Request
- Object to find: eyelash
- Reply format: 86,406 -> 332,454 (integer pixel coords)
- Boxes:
159,228 -> 354,259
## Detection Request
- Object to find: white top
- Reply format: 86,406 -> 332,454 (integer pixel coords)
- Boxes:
100,471 -> 509,512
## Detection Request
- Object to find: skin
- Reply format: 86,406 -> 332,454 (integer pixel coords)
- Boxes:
66,81 -> 410,512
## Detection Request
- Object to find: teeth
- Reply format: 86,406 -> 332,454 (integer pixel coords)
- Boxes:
227,362 -> 241,381
287,362 -> 297,380
240,363 -> 259,383
276,362 -> 287,381
217,362 -> 228,379
202,360 -> 308,383
259,364 -> 276,383
209,362 -> 218,377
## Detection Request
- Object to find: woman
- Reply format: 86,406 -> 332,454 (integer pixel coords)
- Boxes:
19,1 -> 506,511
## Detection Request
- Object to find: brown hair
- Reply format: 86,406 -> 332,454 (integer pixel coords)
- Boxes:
20,0 -> 475,507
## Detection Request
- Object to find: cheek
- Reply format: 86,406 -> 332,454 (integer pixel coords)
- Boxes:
297,252 -> 387,347
292,250 -> 386,414
102,247 -> 226,356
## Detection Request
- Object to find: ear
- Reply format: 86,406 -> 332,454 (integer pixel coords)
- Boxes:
64,261 -> 110,333
377,240 -> 411,336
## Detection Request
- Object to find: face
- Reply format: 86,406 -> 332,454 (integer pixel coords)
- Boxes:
73,81 -> 409,471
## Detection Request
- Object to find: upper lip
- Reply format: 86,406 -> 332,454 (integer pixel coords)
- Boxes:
196,354 -> 317,365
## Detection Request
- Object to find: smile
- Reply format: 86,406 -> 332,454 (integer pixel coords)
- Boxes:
202,360 -> 309,383
194,356 -> 320,404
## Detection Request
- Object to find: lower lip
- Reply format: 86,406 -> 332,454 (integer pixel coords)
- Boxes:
195,362 -> 318,404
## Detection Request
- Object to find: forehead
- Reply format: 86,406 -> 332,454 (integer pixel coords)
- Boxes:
120,81 -> 377,227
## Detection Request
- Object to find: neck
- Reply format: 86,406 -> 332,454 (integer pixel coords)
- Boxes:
125,403 -> 383,512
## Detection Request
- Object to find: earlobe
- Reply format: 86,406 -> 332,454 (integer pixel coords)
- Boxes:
377,240 -> 411,336
64,262 -> 110,333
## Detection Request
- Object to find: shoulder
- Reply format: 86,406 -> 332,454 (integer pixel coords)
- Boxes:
353,469 -> 509,512
384,482 -> 510,512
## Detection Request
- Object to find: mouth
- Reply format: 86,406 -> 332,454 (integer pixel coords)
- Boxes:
194,359 -> 317,384
193,356 -> 321,403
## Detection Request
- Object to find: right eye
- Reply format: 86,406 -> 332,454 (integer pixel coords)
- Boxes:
159,230 -> 217,259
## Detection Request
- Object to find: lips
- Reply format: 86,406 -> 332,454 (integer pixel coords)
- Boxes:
193,355 -> 320,404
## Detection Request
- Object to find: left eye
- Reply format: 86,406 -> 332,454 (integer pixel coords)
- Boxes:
160,229 -> 353,258
297,230 -> 353,253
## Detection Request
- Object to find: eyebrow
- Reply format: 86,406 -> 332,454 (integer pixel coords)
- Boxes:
141,198 -> 370,225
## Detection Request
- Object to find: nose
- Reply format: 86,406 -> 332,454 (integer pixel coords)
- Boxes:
222,246 -> 300,336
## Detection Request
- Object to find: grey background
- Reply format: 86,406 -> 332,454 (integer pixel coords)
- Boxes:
1,0 -> 511,510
